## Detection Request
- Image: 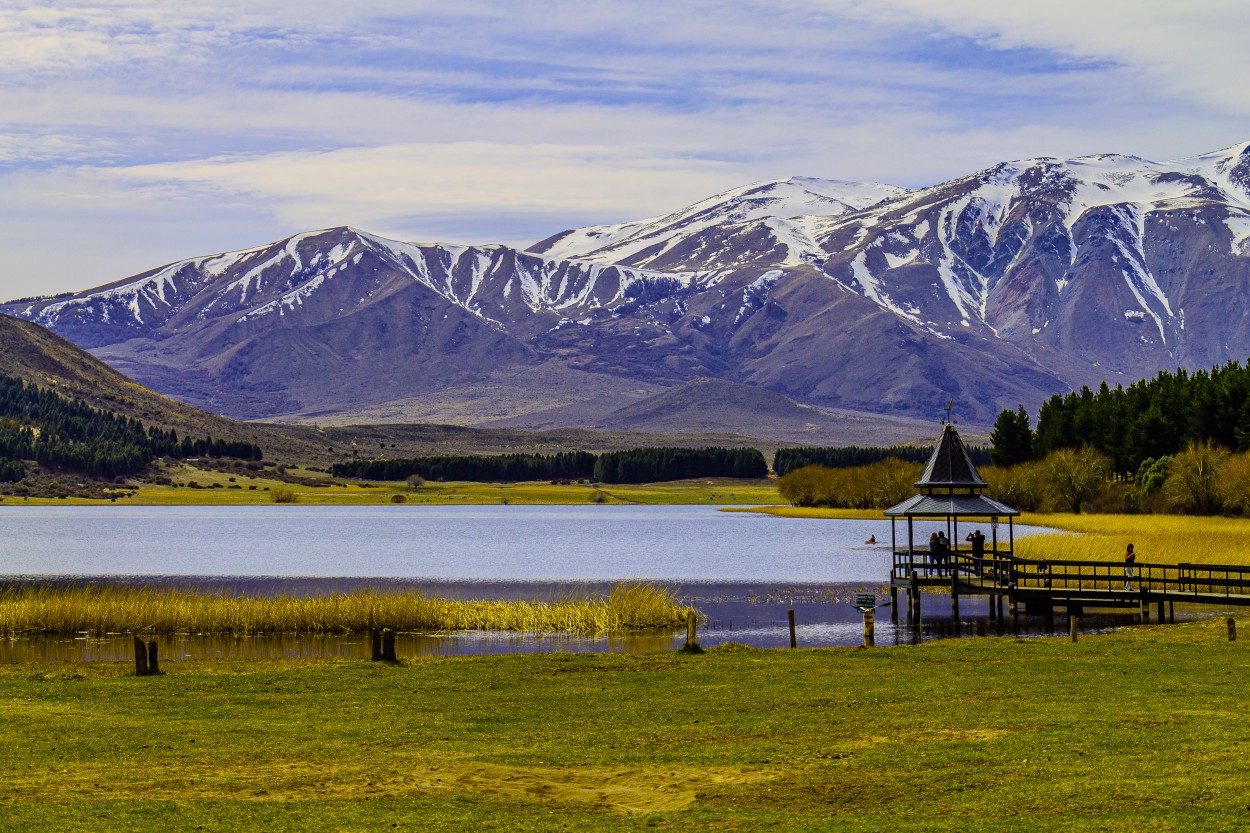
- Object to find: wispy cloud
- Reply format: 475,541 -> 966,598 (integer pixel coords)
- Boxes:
0,1 -> 1244,298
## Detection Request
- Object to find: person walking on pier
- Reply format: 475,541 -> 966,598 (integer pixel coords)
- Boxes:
1124,543 -> 1136,591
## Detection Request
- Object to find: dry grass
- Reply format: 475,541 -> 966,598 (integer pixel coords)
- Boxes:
0,582 -> 693,636
1016,512 -> 1250,566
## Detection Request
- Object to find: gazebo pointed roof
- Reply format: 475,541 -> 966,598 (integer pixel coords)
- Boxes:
916,423 -> 987,490
884,422 -> 1015,517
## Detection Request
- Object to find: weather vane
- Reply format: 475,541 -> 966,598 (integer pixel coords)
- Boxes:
942,399 -> 955,425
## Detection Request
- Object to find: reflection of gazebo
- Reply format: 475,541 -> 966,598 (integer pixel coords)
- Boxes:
885,423 -> 1019,619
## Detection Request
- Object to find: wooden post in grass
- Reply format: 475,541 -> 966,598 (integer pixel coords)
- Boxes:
787,609 -> 797,648
381,629 -> 397,662
863,609 -> 875,648
133,636 -> 148,676
370,629 -> 382,661
1069,615 -> 1078,643
685,611 -> 698,649
147,640 -> 159,675
1228,618 -> 1237,642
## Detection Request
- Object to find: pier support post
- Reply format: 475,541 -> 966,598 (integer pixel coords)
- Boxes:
890,587 -> 898,622
1157,600 -> 1165,624
147,640 -> 159,675
950,571 -> 959,620
1140,591 -> 1150,623
909,571 -> 920,624
370,629 -> 382,661
788,609 -> 797,648
1069,615 -> 1078,643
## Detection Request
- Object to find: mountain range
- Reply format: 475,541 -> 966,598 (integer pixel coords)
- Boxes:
5,140 -> 1249,438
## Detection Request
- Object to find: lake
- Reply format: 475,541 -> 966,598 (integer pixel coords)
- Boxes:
0,504 -> 1099,661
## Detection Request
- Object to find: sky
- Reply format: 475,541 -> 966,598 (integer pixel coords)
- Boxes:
1,0 -> 1247,300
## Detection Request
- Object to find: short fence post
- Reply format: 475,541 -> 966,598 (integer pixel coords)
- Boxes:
133,636 -> 148,676
370,629 -> 382,661
863,609 -> 875,648
685,611 -> 698,649
381,628 -> 397,662
1228,618 -> 1237,642
787,609 -> 797,648
147,640 -> 159,675
1069,615 -> 1078,643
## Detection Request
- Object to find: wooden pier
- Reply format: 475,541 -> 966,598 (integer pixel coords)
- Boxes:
890,548 -> 1250,625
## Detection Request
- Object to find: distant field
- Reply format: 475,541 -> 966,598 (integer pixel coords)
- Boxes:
736,506 -> 1250,567
3,616 -> 1250,830
0,464 -> 784,507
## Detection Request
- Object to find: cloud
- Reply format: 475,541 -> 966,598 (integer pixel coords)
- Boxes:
0,0 -> 1246,298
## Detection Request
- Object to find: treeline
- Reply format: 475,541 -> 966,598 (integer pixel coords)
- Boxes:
0,373 -> 261,481
333,446 -> 770,485
594,447 -> 767,484
991,360 -> 1250,476
773,443 -> 990,477
332,452 -> 597,483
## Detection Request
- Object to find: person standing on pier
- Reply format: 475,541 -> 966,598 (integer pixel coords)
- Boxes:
966,529 -> 986,562
1124,543 -> 1136,590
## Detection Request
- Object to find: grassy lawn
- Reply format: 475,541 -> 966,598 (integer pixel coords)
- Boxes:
3,618 -> 1250,831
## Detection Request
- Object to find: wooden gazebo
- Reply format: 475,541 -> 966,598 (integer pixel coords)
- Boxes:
884,423 -> 1019,617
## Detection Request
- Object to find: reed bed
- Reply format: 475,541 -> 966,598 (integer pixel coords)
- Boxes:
1017,513 -> 1250,567
0,582 -> 694,637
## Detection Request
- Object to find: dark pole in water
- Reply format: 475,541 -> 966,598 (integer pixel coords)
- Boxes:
787,609 -> 797,648
381,628 -> 397,662
133,636 -> 148,676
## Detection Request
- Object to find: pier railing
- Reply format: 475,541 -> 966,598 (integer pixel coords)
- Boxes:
893,548 -> 1250,601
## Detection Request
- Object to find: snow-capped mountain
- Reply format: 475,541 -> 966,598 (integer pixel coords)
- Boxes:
5,142 -> 1250,428
810,142 -> 1250,381
530,176 -> 908,271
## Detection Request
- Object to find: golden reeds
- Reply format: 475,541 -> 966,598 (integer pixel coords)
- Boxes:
1017,513 -> 1250,566
0,582 -> 694,636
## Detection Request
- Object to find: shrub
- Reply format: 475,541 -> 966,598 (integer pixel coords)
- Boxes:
1040,446 -> 1111,514
1163,440 -> 1228,515
390,494 -> 407,504
271,487 -> 298,504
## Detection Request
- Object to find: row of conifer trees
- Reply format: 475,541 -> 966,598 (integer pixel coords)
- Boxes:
991,360 -> 1250,475
0,373 -> 262,481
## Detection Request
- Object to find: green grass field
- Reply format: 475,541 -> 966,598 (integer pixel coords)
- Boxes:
0,465 -> 785,507
3,617 -> 1249,831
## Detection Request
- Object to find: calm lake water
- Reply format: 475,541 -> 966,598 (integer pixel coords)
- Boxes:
0,505 -> 1123,661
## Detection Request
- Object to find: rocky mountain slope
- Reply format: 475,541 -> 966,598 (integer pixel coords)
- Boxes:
1,314 -> 805,466
6,143 -> 1250,431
